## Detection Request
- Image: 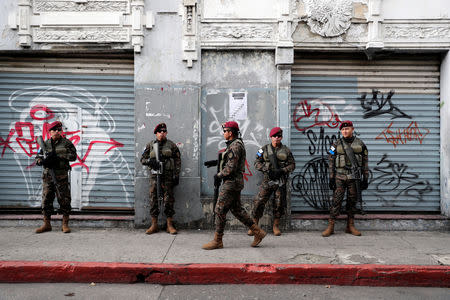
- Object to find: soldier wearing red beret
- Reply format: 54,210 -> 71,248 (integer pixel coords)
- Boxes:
140,123 -> 181,235
202,121 -> 266,250
322,120 -> 369,237
248,127 -> 295,236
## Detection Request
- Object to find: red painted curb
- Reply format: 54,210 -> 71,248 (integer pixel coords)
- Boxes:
0,261 -> 449,287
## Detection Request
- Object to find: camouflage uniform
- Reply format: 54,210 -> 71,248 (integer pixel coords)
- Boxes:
252,143 -> 296,219
328,137 -> 369,219
141,139 -> 181,218
215,138 -> 254,234
36,137 -> 77,217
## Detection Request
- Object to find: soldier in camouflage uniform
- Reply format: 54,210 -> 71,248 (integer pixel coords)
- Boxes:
322,120 -> 369,237
202,121 -> 266,250
248,127 -> 295,236
141,123 -> 181,235
35,121 -> 77,234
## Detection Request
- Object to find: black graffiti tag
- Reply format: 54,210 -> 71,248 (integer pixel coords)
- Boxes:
372,154 -> 432,201
304,127 -> 339,156
359,90 -> 411,120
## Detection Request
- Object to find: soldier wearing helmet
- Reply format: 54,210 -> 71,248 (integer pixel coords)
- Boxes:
202,121 -> 266,250
248,127 -> 295,236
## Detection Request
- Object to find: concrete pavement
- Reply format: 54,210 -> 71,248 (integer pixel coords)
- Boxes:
0,227 -> 449,286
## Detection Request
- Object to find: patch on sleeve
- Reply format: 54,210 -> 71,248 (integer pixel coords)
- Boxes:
256,148 -> 263,157
329,145 -> 336,155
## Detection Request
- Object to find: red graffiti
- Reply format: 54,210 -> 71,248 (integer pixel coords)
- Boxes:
0,128 -> 16,158
30,105 -> 54,120
15,122 -> 37,157
243,159 -> 253,182
375,121 -> 430,148
292,99 -> 341,132
71,139 -> 124,173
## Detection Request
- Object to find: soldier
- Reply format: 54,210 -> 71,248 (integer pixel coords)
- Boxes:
202,121 -> 266,250
248,127 -> 295,236
35,121 -> 77,234
322,120 -> 369,237
141,123 -> 181,235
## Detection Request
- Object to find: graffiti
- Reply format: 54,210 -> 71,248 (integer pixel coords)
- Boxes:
371,154 -> 432,201
291,156 -> 331,210
292,99 -> 341,132
376,121 -> 430,148
2,85 -> 133,205
305,127 -> 340,156
359,90 -> 411,119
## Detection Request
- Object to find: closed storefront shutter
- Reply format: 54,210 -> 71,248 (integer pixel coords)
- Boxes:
0,54 -> 135,211
290,53 -> 440,212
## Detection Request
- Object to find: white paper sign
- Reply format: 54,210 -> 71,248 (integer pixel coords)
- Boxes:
229,91 -> 247,120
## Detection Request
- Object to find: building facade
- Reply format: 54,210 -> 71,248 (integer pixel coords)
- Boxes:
0,0 -> 449,228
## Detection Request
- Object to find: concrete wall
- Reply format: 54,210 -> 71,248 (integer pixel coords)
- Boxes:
441,51 -> 450,217
382,0 -> 450,19
134,0 -> 202,227
0,0 -> 18,50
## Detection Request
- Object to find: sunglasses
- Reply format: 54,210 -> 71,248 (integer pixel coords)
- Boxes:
223,129 -> 232,133
157,129 -> 167,133
272,134 -> 282,138
51,128 -> 63,132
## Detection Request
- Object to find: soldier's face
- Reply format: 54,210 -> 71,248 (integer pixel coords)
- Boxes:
156,129 -> 167,141
223,128 -> 233,141
50,128 -> 62,140
271,134 -> 282,147
340,126 -> 354,138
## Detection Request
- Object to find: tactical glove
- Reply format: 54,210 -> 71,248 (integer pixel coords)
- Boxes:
361,178 -> 369,190
204,160 -> 218,168
269,169 -> 283,180
148,158 -> 160,171
329,178 -> 336,191
173,176 -> 180,186
43,151 -> 58,168
213,173 -> 222,187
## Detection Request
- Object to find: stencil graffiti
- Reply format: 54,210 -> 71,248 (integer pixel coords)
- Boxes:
1,85 -> 133,206
292,99 -> 342,132
358,90 -> 411,119
375,121 -> 430,148
371,154 -> 432,202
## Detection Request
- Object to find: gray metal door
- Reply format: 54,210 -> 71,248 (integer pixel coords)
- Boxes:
290,53 -> 440,212
0,55 -> 135,210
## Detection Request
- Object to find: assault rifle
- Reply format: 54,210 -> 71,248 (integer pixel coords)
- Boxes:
340,138 -> 364,214
154,141 -> 164,219
204,152 -> 222,220
267,144 -> 287,210
36,136 -> 61,200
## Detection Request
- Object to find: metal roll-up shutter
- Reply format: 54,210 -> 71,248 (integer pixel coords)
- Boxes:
290,53 -> 440,212
0,54 -> 135,211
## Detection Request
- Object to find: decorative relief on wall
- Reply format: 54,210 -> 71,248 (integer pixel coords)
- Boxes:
303,0 -> 353,37
34,28 -> 129,42
201,24 -> 274,40
9,0 -> 153,52
385,25 -> 450,39
33,0 -> 129,12
182,0 -> 198,68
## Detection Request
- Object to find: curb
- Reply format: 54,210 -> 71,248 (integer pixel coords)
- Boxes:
1,261 -> 449,287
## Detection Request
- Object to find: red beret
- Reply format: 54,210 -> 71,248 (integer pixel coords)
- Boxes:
154,123 -> 167,134
339,120 -> 353,130
49,121 -> 62,131
222,121 -> 239,131
269,127 -> 282,137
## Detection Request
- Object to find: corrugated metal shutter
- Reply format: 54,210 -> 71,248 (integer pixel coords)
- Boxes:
0,55 -> 135,211
290,53 -> 440,212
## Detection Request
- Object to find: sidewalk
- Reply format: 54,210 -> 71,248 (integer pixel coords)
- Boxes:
0,227 -> 449,286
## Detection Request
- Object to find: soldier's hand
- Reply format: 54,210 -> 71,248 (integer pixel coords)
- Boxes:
148,158 -> 160,170
43,151 -> 58,168
204,160 -> 218,168
361,177 -> 369,190
213,174 -> 221,187
173,176 -> 180,186
329,178 -> 336,191
269,169 -> 283,180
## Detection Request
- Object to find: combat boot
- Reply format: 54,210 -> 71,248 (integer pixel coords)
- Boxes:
35,216 -> 52,233
62,215 -> 71,233
166,217 -> 177,235
250,224 -> 266,247
321,219 -> 335,237
202,232 -> 223,250
346,217 -> 361,236
247,218 -> 258,236
273,218 -> 281,236
145,217 -> 159,234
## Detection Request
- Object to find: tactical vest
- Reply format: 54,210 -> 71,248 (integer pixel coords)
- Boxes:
149,140 -> 176,171
43,138 -> 73,175
219,138 -> 245,175
335,138 -> 364,174
262,144 -> 290,170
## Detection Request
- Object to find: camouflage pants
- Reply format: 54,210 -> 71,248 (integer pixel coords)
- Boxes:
252,180 -> 285,220
215,180 -> 254,234
330,177 -> 357,219
41,173 -> 72,217
149,176 -> 175,218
